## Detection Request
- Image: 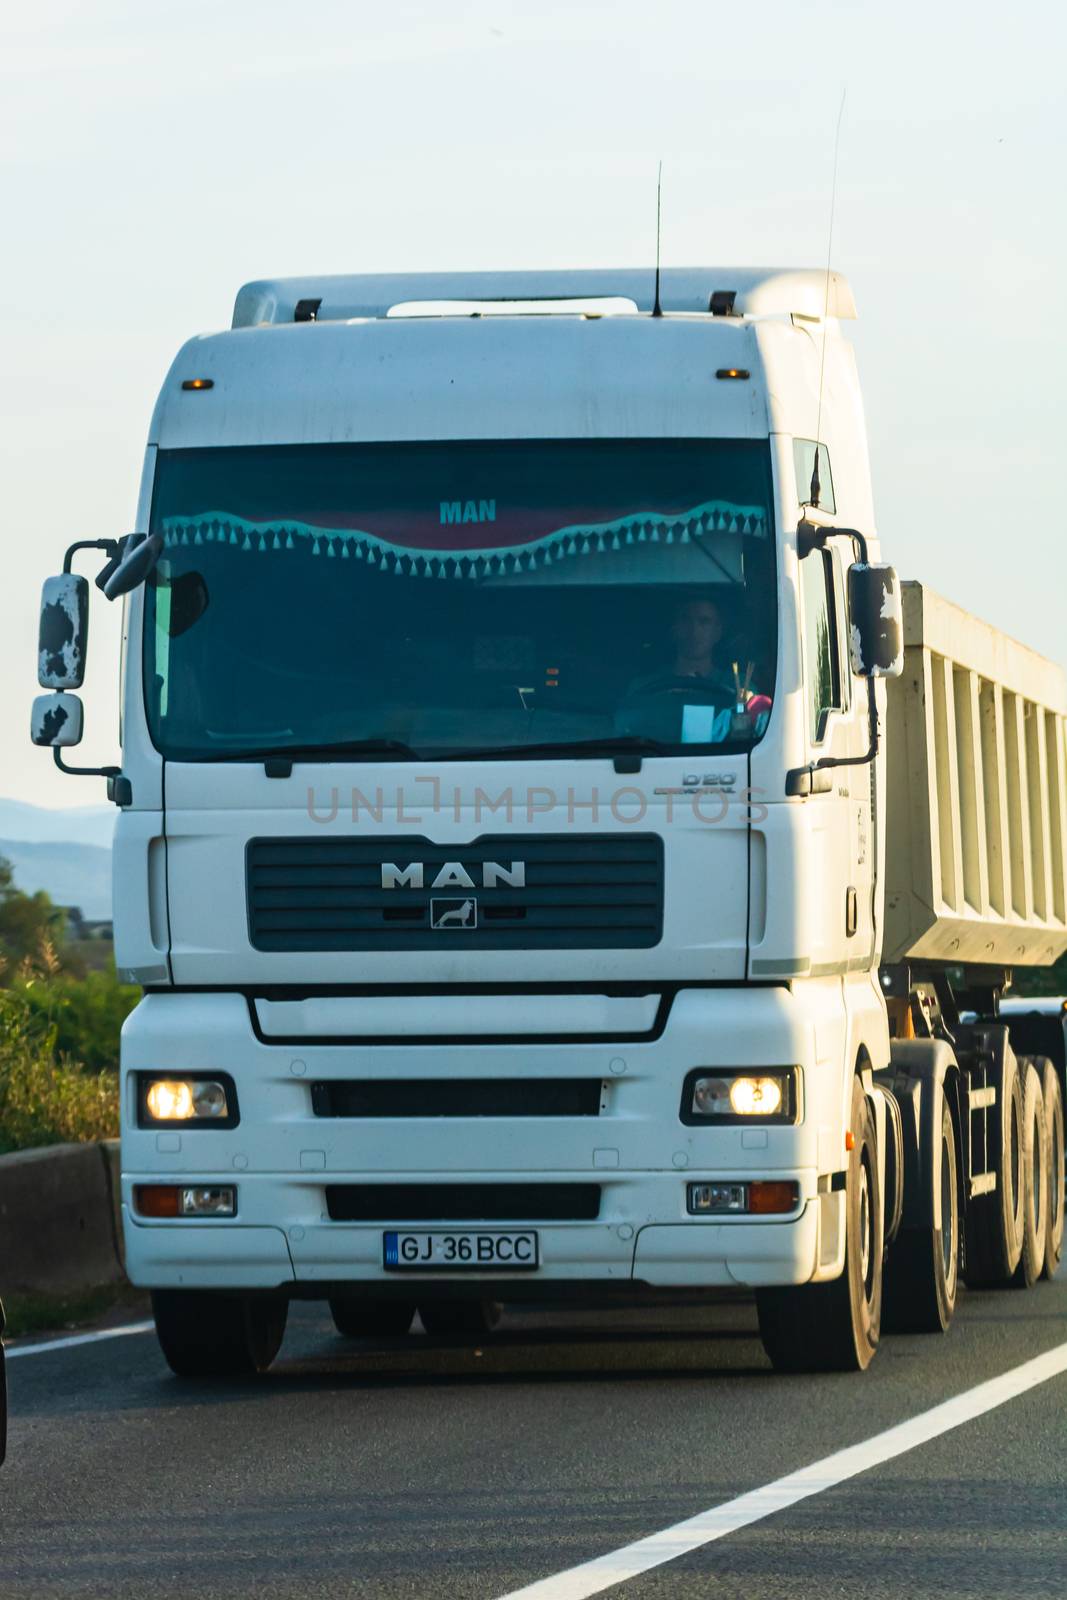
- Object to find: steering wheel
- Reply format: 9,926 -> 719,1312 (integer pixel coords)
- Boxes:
632,675 -> 737,708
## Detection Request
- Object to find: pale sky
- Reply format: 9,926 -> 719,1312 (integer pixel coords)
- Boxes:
2,0 -> 1064,808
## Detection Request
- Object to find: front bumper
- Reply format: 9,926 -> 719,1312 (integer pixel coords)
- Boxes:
122,1186 -> 821,1291
120,987 -> 841,1293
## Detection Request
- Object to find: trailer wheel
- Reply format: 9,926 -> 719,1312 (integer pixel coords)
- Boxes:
1012,1060 -> 1048,1289
418,1300 -> 502,1338
151,1289 -> 288,1378
329,1297 -> 416,1339
882,1093 -> 959,1333
1039,1057 -> 1064,1280
756,1077 -> 882,1372
962,1044 -> 1025,1288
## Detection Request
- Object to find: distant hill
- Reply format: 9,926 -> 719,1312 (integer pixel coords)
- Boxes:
0,839 -> 112,921
0,799 -> 114,851
0,801 -> 114,918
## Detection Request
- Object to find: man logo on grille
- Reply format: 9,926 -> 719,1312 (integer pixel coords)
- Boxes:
430,897 -> 478,930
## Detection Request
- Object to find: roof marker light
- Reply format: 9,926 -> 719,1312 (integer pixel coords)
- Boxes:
181,378 -> 214,391
715,368 -> 750,381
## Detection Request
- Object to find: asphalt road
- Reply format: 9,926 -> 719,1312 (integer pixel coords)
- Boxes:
1,1279 -> 1065,1600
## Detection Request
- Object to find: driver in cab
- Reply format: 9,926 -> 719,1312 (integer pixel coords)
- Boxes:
616,593 -> 771,743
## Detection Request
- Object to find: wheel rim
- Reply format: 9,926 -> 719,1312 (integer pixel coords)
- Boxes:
941,1126 -> 958,1296
1052,1110 -> 1065,1238
858,1154 -> 874,1299
1010,1091 -> 1022,1215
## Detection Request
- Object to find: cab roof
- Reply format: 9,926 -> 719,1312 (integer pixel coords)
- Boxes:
232,266 -> 857,328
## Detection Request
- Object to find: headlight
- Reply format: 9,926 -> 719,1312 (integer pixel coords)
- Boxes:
681,1068 -> 798,1125
728,1077 -> 783,1116
138,1074 -> 238,1128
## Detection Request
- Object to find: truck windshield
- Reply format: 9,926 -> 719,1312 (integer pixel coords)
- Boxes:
144,439 -> 776,761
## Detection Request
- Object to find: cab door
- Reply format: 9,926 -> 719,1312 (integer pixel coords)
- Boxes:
798,544 -> 862,969
828,546 -> 877,963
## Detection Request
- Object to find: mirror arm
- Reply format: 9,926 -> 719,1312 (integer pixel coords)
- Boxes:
53,748 -> 131,805
817,678 -> 879,771
837,526 -> 869,563
63,538 -> 119,575
797,519 -> 869,564
785,681 -> 878,795
53,748 -> 120,780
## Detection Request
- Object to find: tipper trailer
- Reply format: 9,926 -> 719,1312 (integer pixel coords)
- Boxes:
31,266 -> 1067,1374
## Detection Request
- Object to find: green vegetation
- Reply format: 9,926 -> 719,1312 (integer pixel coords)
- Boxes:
0,984 -> 121,1152
0,857 -> 69,972
0,854 -> 137,1153
16,966 -> 141,1073
2,1283 -> 147,1340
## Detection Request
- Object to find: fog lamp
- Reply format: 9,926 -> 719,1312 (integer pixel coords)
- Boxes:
181,1186 -> 236,1217
688,1182 -> 747,1214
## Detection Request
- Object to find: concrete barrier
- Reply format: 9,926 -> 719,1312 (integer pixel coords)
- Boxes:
0,1141 -> 124,1294
100,1139 -> 124,1271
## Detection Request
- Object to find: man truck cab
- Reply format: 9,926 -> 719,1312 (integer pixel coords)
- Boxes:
31,267 -> 1067,1375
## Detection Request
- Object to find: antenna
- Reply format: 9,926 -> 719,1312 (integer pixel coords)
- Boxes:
810,90 -> 847,508
652,160 -> 663,318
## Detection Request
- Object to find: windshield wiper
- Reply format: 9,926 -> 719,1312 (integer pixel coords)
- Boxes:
204,738 -> 421,768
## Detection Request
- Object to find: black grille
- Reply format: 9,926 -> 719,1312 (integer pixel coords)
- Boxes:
325,1183 -> 602,1222
247,834 -> 663,951
312,1079 -> 603,1118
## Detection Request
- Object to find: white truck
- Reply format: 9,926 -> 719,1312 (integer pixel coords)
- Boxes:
31,267 -> 1067,1375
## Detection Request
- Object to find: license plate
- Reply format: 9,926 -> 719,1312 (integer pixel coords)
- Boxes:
383,1230 -> 539,1270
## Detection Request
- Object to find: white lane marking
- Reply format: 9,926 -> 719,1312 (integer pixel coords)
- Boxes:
5,1321 -> 154,1360
497,1339 -> 1067,1600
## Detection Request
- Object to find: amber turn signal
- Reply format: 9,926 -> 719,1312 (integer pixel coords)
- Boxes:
134,1184 -> 182,1218
748,1181 -> 799,1215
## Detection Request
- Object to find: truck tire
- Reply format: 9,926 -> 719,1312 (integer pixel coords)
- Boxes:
329,1297 -> 415,1339
756,1077 -> 882,1373
962,1043 -> 1025,1288
1040,1056 -> 1064,1279
418,1300 -> 502,1338
151,1289 -> 288,1378
1012,1060 -> 1048,1289
882,1093 -> 960,1333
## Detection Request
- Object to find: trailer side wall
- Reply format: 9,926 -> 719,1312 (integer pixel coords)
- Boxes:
884,583 -> 1067,968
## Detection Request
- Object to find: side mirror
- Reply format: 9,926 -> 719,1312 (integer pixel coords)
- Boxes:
847,562 -> 904,678
38,574 -> 89,688
31,692 -> 84,747
103,532 -> 164,600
